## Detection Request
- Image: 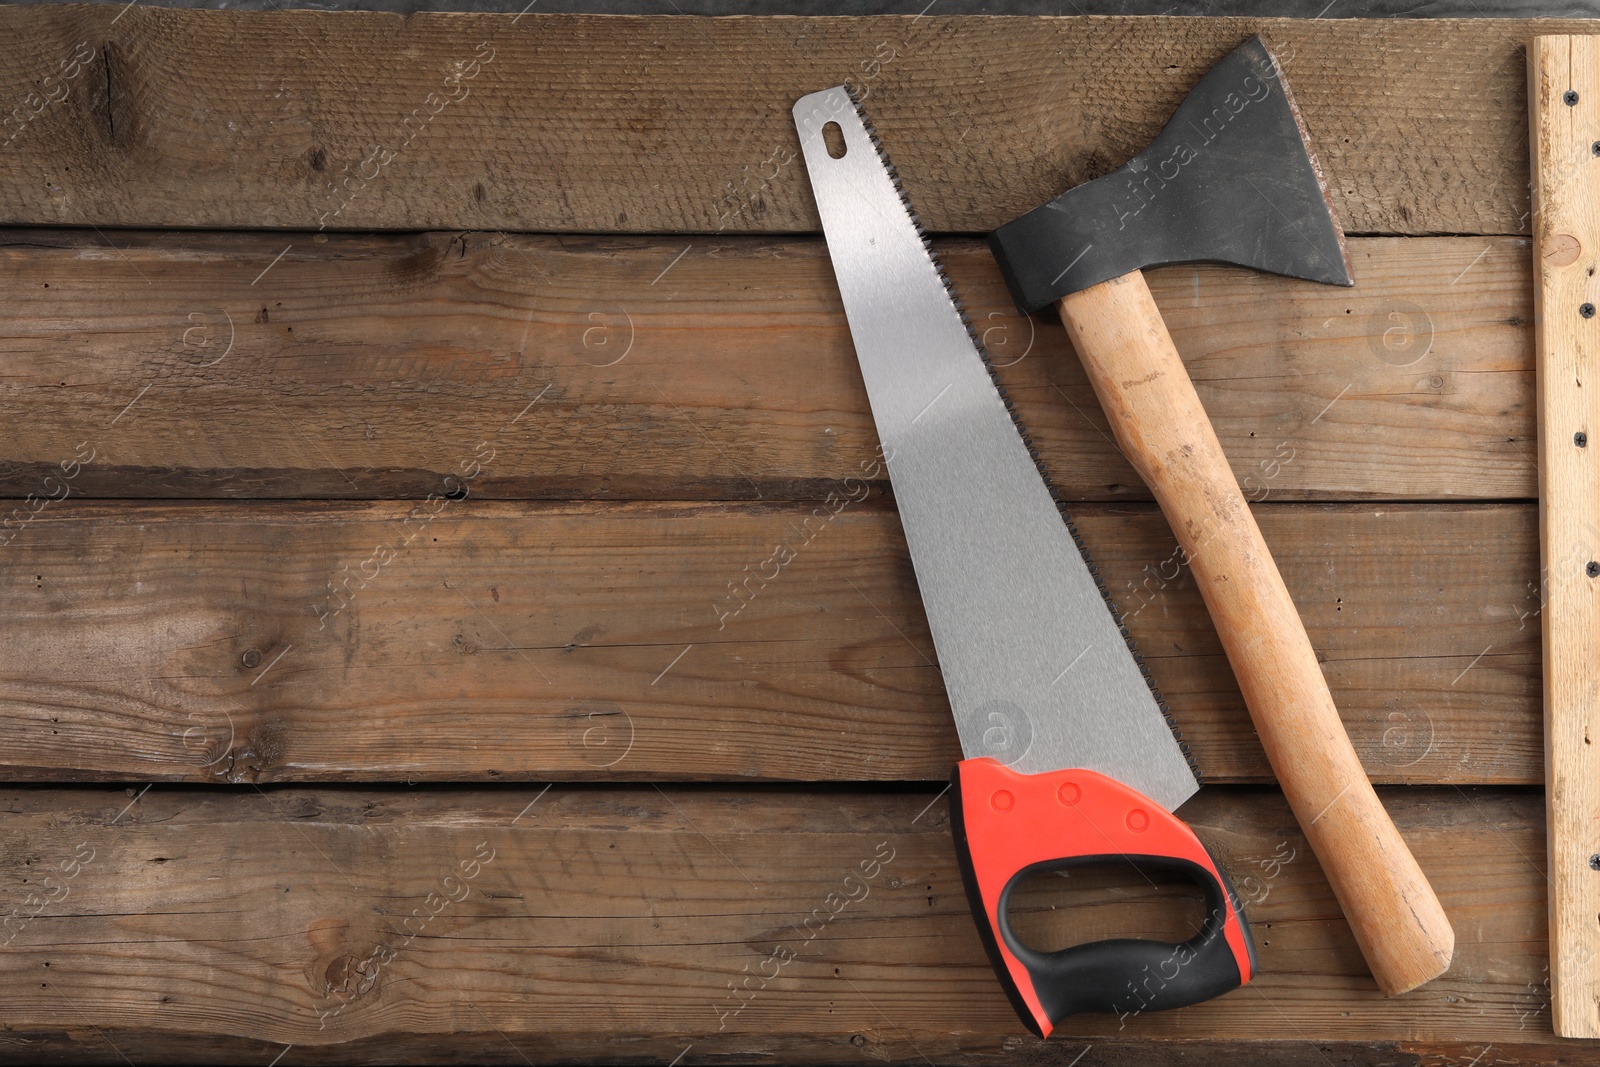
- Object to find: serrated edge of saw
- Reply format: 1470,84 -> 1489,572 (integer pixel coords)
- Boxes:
842,87 -> 1200,785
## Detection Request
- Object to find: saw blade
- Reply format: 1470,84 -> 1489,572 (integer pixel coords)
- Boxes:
793,87 -> 1199,812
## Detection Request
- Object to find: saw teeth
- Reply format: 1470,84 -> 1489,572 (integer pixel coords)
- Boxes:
844,89 -> 1202,786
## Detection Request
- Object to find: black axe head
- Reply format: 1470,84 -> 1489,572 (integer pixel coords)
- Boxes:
989,35 -> 1352,314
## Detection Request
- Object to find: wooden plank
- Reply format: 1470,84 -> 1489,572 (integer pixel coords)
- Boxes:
0,784 -> 1553,1060
0,500 -> 1538,784
0,10 -> 1569,236
0,230 -> 1531,501
1529,34 -> 1600,1042
0,1035 -> 1540,1067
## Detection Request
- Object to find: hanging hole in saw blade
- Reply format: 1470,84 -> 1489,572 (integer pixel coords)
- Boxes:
1004,858 -> 1209,954
821,120 -> 847,159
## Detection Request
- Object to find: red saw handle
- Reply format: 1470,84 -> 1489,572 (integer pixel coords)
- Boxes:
949,759 -> 1256,1036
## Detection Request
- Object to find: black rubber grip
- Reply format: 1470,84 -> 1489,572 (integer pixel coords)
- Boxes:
993,854 -> 1255,1027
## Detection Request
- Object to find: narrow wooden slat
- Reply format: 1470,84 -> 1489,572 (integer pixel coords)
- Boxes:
0,500 -> 1537,784
0,231 -> 1530,500
1529,33 -> 1600,1041
0,784 -> 1550,1059
0,11 -> 1566,236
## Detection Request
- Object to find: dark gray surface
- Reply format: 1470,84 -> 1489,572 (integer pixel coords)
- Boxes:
9,0 -> 1600,16
990,36 -> 1353,311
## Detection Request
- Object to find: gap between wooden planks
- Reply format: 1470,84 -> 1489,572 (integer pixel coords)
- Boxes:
0,10 -> 1571,236
0,231 -> 1529,501
0,784 -> 1548,1059
0,499 -> 1536,785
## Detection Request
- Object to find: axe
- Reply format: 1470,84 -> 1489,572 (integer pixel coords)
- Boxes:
989,35 -> 1454,995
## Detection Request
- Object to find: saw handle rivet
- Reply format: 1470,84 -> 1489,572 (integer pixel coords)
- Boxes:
1057,781 -> 1081,806
990,790 -> 1014,813
1125,809 -> 1150,833
1577,431 -> 1589,448
1586,561 -> 1599,578
1566,89 -> 1581,106
1589,854 -> 1600,871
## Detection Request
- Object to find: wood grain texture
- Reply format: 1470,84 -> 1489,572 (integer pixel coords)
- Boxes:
0,230 -> 1531,501
0,784 -> 1554,1060
0,500 -> 1538,784
0,9 -> 1560,1060
0,10 -> 1568,236
1529,34 -> 1600,1041
1060,270 -> 1452,993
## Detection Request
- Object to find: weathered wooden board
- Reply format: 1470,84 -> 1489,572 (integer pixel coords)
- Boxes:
0,784 -> 1551,1062
0,11 -> 1565,236
0,499 -> 1537,784
0,10 -> 1563,1060
0,231 -> 1530,500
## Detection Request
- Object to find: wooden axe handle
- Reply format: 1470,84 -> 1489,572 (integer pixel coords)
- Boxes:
1056,270 -> 1453,996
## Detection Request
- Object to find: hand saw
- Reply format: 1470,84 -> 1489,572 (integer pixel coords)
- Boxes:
793,87 -> 1256,1037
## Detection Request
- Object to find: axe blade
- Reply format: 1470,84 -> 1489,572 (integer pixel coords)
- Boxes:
990,35 -> 1352,314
